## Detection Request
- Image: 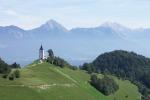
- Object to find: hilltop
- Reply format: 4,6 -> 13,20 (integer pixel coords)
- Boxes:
82,50 -> 150,99
0,61 -> 140,100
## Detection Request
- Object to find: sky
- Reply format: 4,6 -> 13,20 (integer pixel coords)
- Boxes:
0,0 -> 150,29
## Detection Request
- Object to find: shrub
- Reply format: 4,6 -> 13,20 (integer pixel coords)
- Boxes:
9,74 -> 15,80
10,62 -> 21,69
2,74 -> 8,79
14,70 -> 20,78
90,75 -> 119,95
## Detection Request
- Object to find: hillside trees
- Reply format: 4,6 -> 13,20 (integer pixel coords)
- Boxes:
0,58 -> 11,74
0,58 -> 21,80
14,70 -> 20,78
10,62 -> 21,69
81,50 -> 150,100
47,49 -> 77,69
47,49 -> 55,64
90,74 -> 119,95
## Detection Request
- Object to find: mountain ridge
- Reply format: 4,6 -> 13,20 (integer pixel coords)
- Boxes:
0,19 -> 150,39
0,19 -> 150,66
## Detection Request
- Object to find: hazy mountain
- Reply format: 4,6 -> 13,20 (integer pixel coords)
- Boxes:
28,20 -> 69,38
0,19 -> 150,66
0,25 -> 27,40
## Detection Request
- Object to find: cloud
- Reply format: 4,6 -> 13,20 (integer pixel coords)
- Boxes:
3,10 -> 18,16
0,0 -> 150,29
1,9 -> 41,29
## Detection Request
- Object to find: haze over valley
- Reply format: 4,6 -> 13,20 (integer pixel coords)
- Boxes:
0,20 -> 150,66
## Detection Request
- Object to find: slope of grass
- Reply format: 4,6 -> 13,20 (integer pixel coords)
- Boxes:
0,62 -> 141,100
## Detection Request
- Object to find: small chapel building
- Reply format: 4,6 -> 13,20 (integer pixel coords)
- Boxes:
39,45 -> 45,60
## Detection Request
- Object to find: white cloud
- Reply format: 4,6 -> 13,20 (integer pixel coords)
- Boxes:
3,10 -> 18,16
0,0 -> 150,29
1,9 -> 42,29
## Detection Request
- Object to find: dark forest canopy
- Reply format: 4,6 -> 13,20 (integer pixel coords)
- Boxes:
90,74 -> 119,96
81,50 -> 150,100
0,58 -> 10,74
46,49 -> 77,70
0,58 -> 20,74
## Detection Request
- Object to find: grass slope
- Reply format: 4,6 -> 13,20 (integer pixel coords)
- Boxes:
0,62 -> 141,100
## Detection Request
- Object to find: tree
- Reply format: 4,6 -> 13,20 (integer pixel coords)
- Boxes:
10,62 -> 21,69
2,74 -> 8,79
47,49 -> 55,64
0,58 -> 11,74
82,50 -> 150,99
53,57 -> 70,68
14,70 -> 20,78
9,74 -> 15,80
90,75 -> 119,96
90,74 -> 98,85
82,63 -> 95,74
46,49 -> 76,70
47,49 -> 54,58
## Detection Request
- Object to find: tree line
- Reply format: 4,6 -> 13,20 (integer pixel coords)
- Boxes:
47,49 -> 77,70
90,74 -> 119,96
0,58 -> 21,80
81,50 -> 150,100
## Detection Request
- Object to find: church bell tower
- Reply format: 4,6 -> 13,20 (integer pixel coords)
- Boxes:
39,45 -> 45,60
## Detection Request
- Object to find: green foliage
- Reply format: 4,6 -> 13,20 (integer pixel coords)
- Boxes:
0,58 -> 11,74
90,74 -> 119,95
47,49 -> 54,58
53,57 -> 70,68
134,81 -> 150,100
47,49 -> 77,69
0,62 -> 141,100
82,63 -> 95,74
10,62 -> 21,69
2,74 -> 8,79
47,49 -> 55,64
14,70 -> 20,78
9,74 -> 15,81
47,57 -> 54,64
82,50 -> 150,99
141,73 -> 150,88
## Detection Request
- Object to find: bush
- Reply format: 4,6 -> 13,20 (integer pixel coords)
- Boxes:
82,63 -> 95,74
2,74 -> 8,79
10,62 -> 21,69
0,58 -> 11,74
90,75 -> 119,95
9,74 -> 15,80
70,66 -> 78,70
14,70 -> 20,78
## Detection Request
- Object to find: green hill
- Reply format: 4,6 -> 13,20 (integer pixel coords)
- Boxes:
0,62 -> 141,100
82,50 -> 150,99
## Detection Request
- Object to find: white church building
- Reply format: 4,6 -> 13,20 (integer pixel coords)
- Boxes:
39,45 -> 45,60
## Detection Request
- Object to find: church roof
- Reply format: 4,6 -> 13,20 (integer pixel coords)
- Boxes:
40,45 -> 43,50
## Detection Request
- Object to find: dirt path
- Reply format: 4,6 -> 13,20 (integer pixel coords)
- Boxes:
0,83 -> 75,90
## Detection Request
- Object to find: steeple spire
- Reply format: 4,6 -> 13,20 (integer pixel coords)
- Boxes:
40,45 -> 43,50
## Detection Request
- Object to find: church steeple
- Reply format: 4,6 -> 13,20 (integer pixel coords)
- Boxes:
40,45 -> 43,50
39,45 -> 45,60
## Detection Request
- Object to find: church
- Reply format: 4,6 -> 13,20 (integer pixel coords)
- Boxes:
39,45 -> 45,60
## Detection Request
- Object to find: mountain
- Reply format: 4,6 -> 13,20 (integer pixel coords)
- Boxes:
0,25 -> 27,40
0,61 -> 141,100
0,19 -> 150,66
100,22 -> 131,39
28,20 -> 68,38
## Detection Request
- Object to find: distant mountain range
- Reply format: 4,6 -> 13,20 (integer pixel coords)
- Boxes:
1,19 -> 150,39
0,19 -> 150,66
